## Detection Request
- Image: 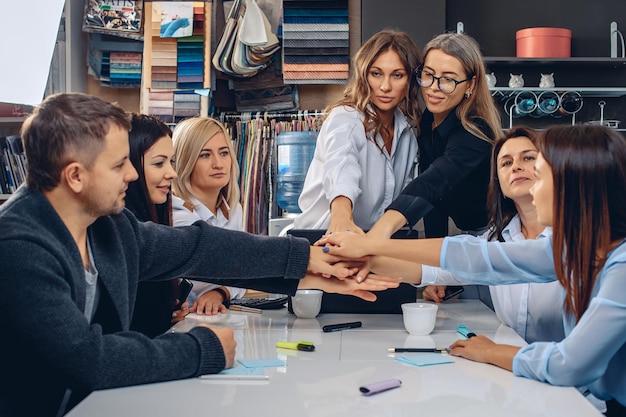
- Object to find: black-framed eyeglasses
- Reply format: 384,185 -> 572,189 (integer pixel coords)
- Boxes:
415,67 -> 474,94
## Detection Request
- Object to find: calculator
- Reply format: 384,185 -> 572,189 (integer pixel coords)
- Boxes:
230,296 -> 288,310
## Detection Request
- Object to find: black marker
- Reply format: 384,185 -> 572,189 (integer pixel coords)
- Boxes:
322,321 -> 362,332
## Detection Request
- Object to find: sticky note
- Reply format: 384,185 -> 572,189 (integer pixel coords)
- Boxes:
237,358 -> 286,368
395,353 -> 454,367
219,366 -> 265,375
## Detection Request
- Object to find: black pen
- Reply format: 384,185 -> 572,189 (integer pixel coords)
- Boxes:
322,321 -> 362,332
387,347 -> 449,353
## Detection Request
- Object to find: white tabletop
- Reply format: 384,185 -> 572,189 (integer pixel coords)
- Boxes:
67,300 -> 602,417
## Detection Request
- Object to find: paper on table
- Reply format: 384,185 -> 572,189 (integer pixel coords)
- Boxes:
199,366 -> 267,380
395,353 -> 454,367
219,366 -> 265,376
237,358 -> 286,368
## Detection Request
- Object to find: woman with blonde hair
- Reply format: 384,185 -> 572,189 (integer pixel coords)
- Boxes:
369,32 -> 502,240
362,33 -> 502,307
171,116 -> 246,315
294,28 -> 422,234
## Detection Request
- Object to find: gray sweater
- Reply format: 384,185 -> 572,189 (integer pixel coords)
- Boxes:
0,186 -> 309,417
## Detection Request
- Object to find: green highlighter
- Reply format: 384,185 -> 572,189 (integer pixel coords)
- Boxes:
275,340 -> 315,351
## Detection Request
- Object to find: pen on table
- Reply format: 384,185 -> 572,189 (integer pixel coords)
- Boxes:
456,324 -> 477,338
322,321 -> 362,332
199,374 -> 269,381
387,347 -> 449,353
276,341 -> 316,351
230,305 -> 263,314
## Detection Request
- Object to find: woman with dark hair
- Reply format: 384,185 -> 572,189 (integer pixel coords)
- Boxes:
320,124 -> 626,415
420,127 -> 565,344
126,113 -> 188,337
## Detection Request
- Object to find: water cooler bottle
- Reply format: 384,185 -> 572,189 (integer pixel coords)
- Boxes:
269,131 -> 317,236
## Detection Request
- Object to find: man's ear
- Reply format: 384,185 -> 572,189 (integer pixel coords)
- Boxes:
63,162 -> 85,193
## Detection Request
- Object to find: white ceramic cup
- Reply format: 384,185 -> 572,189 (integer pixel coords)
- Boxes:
401,302 -> 438,336
291,289 -> 323,319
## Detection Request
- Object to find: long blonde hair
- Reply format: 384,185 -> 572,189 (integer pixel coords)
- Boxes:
171,117 -> 240,215
327,28 -> 422,146
422,33 -> 501,143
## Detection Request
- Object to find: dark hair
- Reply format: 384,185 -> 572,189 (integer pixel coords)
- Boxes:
486,126 -> 539,241
538,124 -> 626,321
125,114 -> 173,225
21,93 -> 131,192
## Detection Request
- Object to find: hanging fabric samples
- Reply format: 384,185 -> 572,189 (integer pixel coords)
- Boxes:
221,111 -> 324,234
282,0 -> 349,84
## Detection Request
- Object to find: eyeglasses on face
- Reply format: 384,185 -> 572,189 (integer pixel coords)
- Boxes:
415,67 -> 473,94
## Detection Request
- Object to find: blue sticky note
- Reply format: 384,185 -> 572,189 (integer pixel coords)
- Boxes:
237,358 -> 286,368
395,353 -> 454,367
219,366 -> 265,375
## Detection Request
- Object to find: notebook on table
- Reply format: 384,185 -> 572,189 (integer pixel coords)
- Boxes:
287,228 -> 419,314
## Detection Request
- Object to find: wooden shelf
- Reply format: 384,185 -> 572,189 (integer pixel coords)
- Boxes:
485,57 -> 626,68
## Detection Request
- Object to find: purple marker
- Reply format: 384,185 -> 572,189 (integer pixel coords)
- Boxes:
359,378 -> 402,396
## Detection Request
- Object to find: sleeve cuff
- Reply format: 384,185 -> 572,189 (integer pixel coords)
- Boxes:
419,265 -> 440,286
284,236 -> 311,279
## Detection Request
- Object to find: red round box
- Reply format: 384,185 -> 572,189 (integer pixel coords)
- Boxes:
516,27 -> 572,58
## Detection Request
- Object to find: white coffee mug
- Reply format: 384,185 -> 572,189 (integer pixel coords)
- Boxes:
401,302 -> 438,336
291,289 -> 323,319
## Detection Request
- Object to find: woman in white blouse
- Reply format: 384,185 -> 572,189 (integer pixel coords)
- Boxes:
421,127 -> 564,344
171,117 -> 247,315
293,29 -> 421,233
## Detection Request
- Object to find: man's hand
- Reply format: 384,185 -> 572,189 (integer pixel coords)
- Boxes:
197,325 -> 236,368
298,273 -> 401,302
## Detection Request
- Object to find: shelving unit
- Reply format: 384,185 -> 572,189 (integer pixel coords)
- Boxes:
483,56 -> 626,132
491,87 -> 626,98
485,57 -> 626,68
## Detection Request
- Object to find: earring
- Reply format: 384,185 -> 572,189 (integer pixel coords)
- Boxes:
465,91 -> 472,98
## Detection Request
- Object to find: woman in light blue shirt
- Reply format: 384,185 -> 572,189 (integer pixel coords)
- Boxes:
320,124 -> 626,413
420,127 -> 564,344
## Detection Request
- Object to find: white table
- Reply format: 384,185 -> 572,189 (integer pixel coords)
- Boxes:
66,300 -> 602,417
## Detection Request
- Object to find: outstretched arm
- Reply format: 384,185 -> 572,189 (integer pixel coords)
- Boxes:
318,232 -> 444,266
367,210 -> 409,239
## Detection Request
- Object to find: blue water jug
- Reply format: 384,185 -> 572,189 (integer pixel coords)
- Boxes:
276,131 -> 318,213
